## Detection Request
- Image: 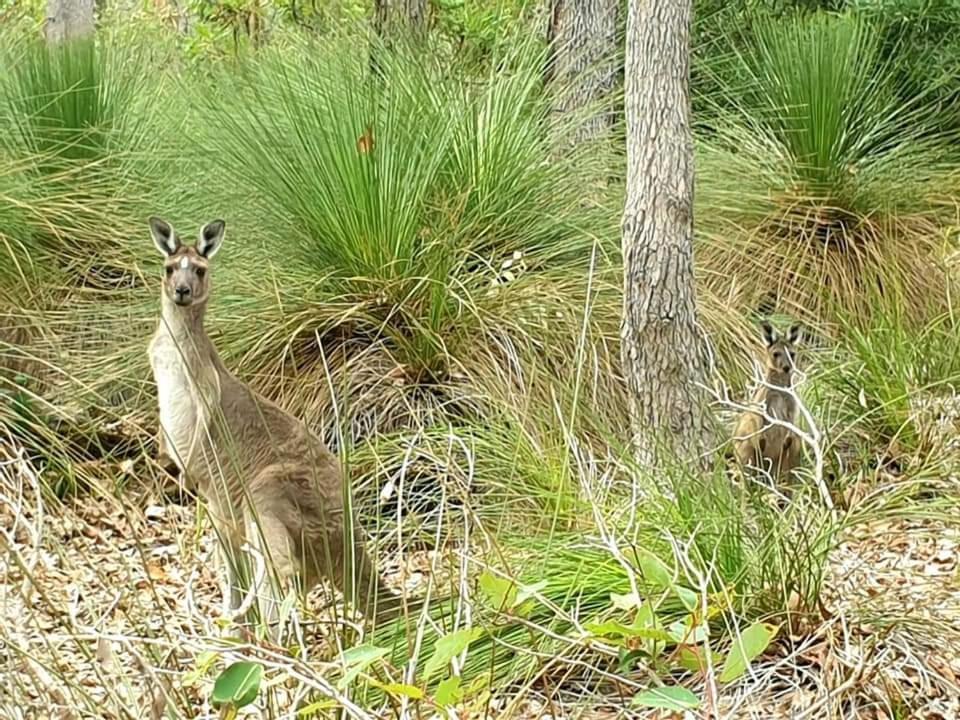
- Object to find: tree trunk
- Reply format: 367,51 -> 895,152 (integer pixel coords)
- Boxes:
373,0 -> 427,38
620,0 -> 715,470
546,0 -> 619,147
45,0 -> 95,44
405,0 -> 427,34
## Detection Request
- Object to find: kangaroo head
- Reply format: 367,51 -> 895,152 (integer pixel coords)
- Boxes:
149,217 -> 225,308
760,320 -> 800,377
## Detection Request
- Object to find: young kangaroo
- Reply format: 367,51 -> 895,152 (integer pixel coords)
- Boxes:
733,321 -> 802,481
147,217 -> 403,632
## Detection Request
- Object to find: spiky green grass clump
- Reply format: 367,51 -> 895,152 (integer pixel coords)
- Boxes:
147,33 -> 628,444
695,11 -> 960,326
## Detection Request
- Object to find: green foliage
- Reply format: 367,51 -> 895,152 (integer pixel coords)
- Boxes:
815,303 -> 960,453
695,10 -> 959,325
434,0 -> 537,66
188,30 -> 618,443
211,661 -> 263,714
847,0 -> 960,132
0,30 -> 171,298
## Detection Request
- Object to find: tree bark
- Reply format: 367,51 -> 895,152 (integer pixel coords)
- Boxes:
620,0 -> 715,470
373,0 -> 427,38
546,0 -> 619,146
45,0 -> 95,44
405,0 -> 427,34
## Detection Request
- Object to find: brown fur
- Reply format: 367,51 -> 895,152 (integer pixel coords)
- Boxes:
146,217 -> 403,633
733,321 -> 802,481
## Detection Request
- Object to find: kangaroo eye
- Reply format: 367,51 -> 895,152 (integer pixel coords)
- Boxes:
165,266 -> 173,276
196,267 -> 206,278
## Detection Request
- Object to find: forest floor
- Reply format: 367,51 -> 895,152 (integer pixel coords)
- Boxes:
1,458 -> 959,720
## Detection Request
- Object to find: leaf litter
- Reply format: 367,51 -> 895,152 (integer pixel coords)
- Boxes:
1,440 -> 958,719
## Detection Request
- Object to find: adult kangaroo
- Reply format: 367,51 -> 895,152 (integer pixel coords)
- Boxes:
147,216 -> 403,634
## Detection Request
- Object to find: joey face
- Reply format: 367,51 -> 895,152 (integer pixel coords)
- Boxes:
760,321 -> 801,376
149,217 -> 225,308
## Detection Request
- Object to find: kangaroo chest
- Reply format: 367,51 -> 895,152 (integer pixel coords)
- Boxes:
762,388 -> 796,423
150,331 -> 211,472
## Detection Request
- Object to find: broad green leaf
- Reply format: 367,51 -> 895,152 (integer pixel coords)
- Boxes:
371,681 -> 424,700
634,603 -> 668,656
719,622 -> 779,683
635,548 -> 673,589
337,644 -> 389,689
211,661 -> 262,709
676,586 -> 699,612
586,619 -> 673,653
632,685 -> 700,710
423,628 -> 484,682
478,572 -> 517,611
634,548 -> 698,610
629,627 -> 675,644
434,676 -> 463,706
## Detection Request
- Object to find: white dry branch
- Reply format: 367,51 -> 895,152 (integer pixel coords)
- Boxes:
704,362 -> 835,513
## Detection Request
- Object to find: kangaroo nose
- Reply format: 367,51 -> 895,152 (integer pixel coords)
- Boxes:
175,285 -> 191,298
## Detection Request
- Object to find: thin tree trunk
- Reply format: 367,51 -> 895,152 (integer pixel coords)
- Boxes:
45,0 -> 95,44
405,0 -> 427,34
373,0 -> 389,38
547,0 -> 619,146
620,0 -> 715,470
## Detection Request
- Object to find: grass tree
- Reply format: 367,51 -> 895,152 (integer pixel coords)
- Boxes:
620,0 -> 715,469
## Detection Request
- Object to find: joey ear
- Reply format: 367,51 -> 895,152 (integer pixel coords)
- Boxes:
760,320 -> 778,347
786,323 -> 802,345
149,216 -> 179,256
197,219 -> 225,259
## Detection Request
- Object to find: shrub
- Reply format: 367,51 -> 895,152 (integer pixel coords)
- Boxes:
694,11 -> 959,326
182,32 -> 622,442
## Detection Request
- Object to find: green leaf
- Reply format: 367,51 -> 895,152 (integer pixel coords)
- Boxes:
434,676 -> 463,706
719,622 -> 779,683
338,645 -> 389,688
635,548 -> 698,610
636,548 -> 673,589
423,628 -> 484,682
585,620 -> 638,639
676,586 -> 700,612
372,681 -> 424,700
297,700 -> 337,716
337,644 -> 389,689
211,661 -> 262,709
632,685 -> 700,710
478,572 -> 517,611
633,603 -> 668,655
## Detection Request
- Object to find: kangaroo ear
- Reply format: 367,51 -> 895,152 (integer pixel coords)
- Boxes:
760,321 -> 778,347
198,219 -> 225,259
149,216 -> 179,256
786,323 -> 802,345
